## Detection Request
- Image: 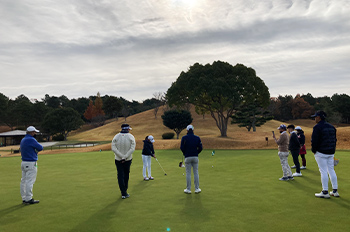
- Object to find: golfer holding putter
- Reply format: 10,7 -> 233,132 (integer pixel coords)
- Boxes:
181,125 -> 203,194
20,126 -> 43,204
111,124 -> 136,199
142,135 -> 156,181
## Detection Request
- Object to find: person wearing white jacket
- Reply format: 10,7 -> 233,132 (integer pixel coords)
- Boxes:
111,124 -> 136,199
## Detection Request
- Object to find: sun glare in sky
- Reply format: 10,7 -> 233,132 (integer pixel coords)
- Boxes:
172,0 -> 200,8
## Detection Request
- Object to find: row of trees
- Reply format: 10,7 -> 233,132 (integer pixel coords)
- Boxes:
0,92 -> 164,140
269,93 -> 350,124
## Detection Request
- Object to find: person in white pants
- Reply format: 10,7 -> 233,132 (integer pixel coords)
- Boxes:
141,135 -> 155,180
311,111 -> 339,198
20,126 -> 43,204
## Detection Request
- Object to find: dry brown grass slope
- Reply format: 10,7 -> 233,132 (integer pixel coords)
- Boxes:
68,105 -> 350,151
2,108 -> 348,158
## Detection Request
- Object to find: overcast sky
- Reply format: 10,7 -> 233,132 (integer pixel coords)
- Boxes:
1,0 -> 349,102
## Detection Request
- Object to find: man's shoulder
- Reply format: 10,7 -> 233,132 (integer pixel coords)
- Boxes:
281,132 -> 288,137
324,122 -> 335,129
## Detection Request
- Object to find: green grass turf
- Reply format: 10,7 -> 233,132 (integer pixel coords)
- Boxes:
1,150 -> 350,232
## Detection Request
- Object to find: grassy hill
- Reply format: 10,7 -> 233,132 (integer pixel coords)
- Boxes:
68,106 -> 350,151
2,106 -> 348,157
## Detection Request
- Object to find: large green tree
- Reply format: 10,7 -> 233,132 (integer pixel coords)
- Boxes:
166,61 -> 270,137
42,107 -> 84,140
161,110 -> 193,139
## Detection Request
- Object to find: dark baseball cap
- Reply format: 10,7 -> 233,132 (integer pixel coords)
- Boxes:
121,124 -> 132,130
311,110 -> 327,118
287,124 -> 295,129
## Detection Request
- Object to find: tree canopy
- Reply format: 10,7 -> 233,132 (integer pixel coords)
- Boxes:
42,107 -> 84,140
166,61 -> 270,137
161,110 -> 193,139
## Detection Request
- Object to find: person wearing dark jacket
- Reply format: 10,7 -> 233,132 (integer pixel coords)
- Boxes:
296,126 -> 307,169
311,110 -> 339,198
180,125 -> 203,194
287,125 -> 302,177
142,135 -> 156,181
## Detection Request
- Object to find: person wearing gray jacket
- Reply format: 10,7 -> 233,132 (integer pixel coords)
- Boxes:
111,124 -> 136,199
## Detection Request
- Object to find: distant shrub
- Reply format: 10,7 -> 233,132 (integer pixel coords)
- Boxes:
52,134 -> 65,141
162,132 -> 175,140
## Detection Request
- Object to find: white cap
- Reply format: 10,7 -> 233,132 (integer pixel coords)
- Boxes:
148,135 -> 155,143
27,126 -> 39,132
295,126 -> 302,130
187,125 -> 194,130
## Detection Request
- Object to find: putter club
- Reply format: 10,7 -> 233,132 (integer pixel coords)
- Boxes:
179,155 -> 185,168
156,158 -> 167,175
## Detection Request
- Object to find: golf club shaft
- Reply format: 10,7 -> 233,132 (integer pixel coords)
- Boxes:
156,158 -> 166,174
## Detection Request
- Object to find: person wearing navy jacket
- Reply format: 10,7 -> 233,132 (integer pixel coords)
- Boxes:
20,126 -> 43,205
287,125 -> 302,177
311,110 -> 339,198
142,135 -> 156,181
181,125 -> 203,194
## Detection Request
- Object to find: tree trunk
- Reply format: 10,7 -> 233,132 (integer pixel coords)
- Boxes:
210,111 -> 228,137
64,131 -> 69,141
251,111 -> 257,132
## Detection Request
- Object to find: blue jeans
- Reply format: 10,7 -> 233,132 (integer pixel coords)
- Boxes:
185,156 -> 199,190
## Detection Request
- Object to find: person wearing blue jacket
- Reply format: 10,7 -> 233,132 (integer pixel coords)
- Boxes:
20,126 -> 43,204
311,111 -> 339,198
142,135 -> 156,181
181,125 -> 203,194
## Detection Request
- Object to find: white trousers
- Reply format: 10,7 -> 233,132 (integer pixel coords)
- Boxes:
20,161 -> 38,201
314,152 -> 338,191
142,155 -> 152,178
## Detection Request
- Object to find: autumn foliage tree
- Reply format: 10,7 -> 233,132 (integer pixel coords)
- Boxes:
83,93 -> 105,127
291,95 -> 314,119
84,99 -> 96,121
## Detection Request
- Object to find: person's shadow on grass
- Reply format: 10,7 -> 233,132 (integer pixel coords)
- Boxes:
0,204 -> 26,226
180,193 -> 210,229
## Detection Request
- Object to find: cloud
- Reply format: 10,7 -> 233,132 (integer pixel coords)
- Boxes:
0,0 -> 350,101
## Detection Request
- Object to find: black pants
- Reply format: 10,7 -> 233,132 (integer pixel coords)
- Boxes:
300,154 -> 306,167
115,159 -> 132,196
290,150 -> 300,173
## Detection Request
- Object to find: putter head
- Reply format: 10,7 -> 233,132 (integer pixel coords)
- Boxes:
179,162 -> 185,168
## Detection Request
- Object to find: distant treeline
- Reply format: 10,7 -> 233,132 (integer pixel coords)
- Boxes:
0,92 -> 163,130
1,92 -> 349,131
268,93 -> 350,124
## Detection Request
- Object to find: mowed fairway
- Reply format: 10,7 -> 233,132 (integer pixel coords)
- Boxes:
1,150 -> 350,232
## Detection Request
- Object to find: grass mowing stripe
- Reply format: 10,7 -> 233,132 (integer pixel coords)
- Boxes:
0,150 -> 349,232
